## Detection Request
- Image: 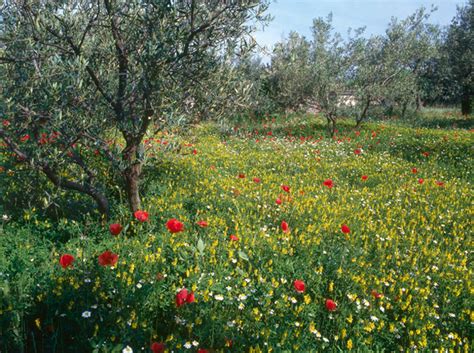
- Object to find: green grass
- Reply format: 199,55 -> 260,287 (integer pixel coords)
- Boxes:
1,113 -> 472,352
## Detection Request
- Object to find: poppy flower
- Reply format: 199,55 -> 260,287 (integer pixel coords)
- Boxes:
176,288 -> 194,307
59,254 -> 75,269
196,220 -> 208,228
436,180 -> 445,187
281,185 -> 290,193
323,179 -> 334,188
418,178 -> 424,184
98,250 -> 118,267
166,218 -> 184,233
422,151 -> 430,157
229,234 -> 239,241
192,149 -> 197,155
354,148 -> 361,155
134,210 -> 149,222
325,299 -> 337,311
150,342 -> 165,353
276,198 -> 282,205
109,223 -> 123,236
20,134 -> 30,142
197,349 -> 209,353
341,224 -> 350,234
253,177 -> 261,183
281,220 -> 289,233
361,175 -> 368,181
238,173 -> 246,179
293,279 -> 305,293
186,291 -> 195,304
412,168 -> 418,174
2,120 -> 10,127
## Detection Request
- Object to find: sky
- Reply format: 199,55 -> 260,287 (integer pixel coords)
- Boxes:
254,0 -> 465,59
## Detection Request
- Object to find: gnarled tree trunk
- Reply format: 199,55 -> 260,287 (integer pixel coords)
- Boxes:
122,138 -> 143,213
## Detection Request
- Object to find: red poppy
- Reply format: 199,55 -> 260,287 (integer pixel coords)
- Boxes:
176,288 -> 193,307
197,349 -> 209,353
186,291 -> 195,304
281,220 -> 289,233
281,184 -> 290,193
418,178 -> 424,184
238,173 -> 246,179
166,218 -> 184,233
196,220 -> 208,228
150,342 -> 165,353
253,177 -> 261,183
59,254 -> 75,269
20,134 -> 30,142
422,151 -> 430,157
354,148 -> 361,155
109,223 -> 123,236
371,290 -> 383,299
134,210 -> 149,222
2,120 -> 10,127
435,180 -> 445,187
325,299 -> 337,311
341,224 -> 350,234
412,168 -> 418,174
293,279 -> 305,293
361,175 -> 368,181
229,234 -> 239,241
192,149 -> 197,155
98,250 -> 118,267
276,198 -> 282,205
323,179 -> 334,188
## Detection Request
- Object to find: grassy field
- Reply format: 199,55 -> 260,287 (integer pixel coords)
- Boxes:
1,113 -> 473,352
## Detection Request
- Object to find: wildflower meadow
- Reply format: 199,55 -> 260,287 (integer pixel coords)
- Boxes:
1,114 -> 472,352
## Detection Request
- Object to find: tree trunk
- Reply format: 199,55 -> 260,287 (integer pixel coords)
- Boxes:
461,90 -> 472,115
122,139 -> 143,212
326,115 -> 336,138
415,95 -> 422,111
401,101 -> 408,119
356,98 -> 371,128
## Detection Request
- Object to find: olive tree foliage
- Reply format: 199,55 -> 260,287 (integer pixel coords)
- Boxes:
0,0 -> 270,216
444,0 -> 473,115
234,55 -> 276,118
309,15 -> 351,136
267,31 -> 313,111
349,7 -> 440,125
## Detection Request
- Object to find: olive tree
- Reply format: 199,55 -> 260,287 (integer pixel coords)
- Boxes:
444,0 -> 473,115
0,0 -> 270,216
310,14 -> 349,136
350,7 -> 440,125
267,31 -> 313,111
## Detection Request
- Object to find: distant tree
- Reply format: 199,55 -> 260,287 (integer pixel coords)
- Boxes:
349,7 -> 440,125
310,14 -> 348,136
268,31 -> 313,111
0,0 -> 270,216
444,0 -> 473,115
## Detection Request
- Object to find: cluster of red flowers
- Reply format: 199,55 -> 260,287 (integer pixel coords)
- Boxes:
292,280 -> 338,311
175,288 -> 195,307
59,250 -> 118,268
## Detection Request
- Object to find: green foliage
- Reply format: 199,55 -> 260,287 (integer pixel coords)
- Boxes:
0,115 -> 472,352
0,0 -> 270,214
